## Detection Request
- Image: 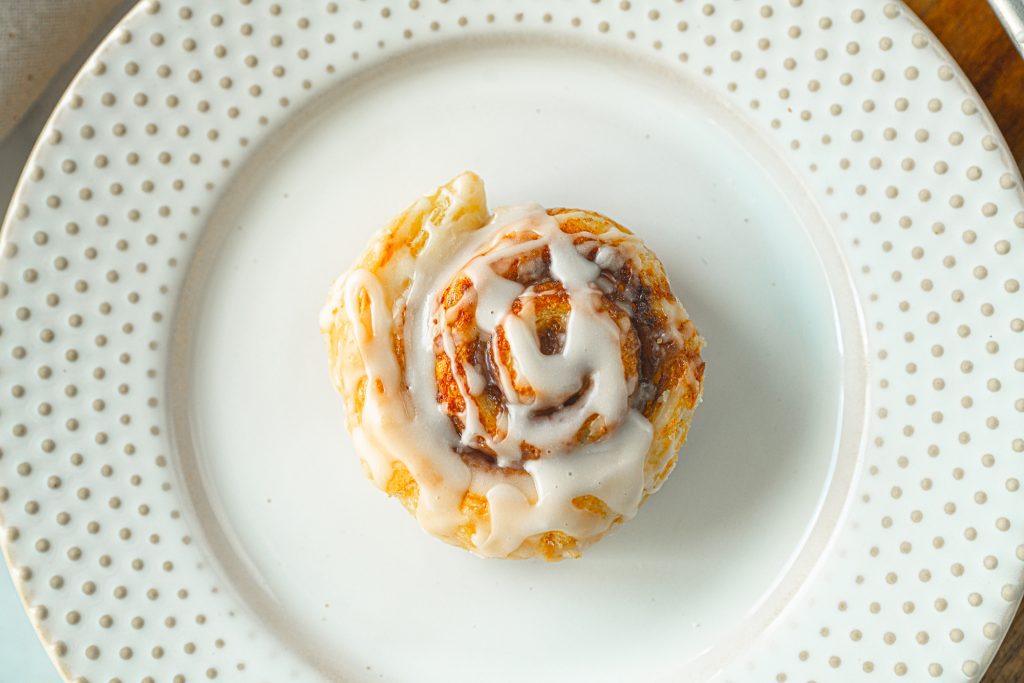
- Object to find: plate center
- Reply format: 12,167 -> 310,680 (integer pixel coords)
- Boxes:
172,39 -> 864,683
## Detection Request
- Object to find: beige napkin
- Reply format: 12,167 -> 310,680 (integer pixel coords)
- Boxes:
0,0 -> 127,141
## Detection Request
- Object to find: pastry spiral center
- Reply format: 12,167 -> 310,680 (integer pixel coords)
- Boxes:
433,208 -> 644,469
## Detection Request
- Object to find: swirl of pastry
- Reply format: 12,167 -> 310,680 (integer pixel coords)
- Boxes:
320,173 -> 704,560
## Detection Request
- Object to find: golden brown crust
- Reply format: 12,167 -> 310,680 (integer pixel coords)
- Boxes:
322,175 -> 705,561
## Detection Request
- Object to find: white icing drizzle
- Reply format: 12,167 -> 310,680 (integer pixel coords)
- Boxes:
330,193 -> 657,558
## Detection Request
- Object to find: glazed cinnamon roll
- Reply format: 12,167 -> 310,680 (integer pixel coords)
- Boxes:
320,173 -> 704,560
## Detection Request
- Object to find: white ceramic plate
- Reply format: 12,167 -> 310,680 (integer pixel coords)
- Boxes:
1,1 -> 1022,681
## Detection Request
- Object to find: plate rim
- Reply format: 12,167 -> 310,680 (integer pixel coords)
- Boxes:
0,0 -> 1021,681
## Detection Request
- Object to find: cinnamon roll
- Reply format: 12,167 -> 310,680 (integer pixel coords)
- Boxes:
320,172 -> 704,560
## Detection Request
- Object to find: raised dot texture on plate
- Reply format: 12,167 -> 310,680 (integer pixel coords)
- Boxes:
0,1 -> 1021,682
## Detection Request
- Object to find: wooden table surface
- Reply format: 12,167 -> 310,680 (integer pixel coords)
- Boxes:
902,3 -> 1024,680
